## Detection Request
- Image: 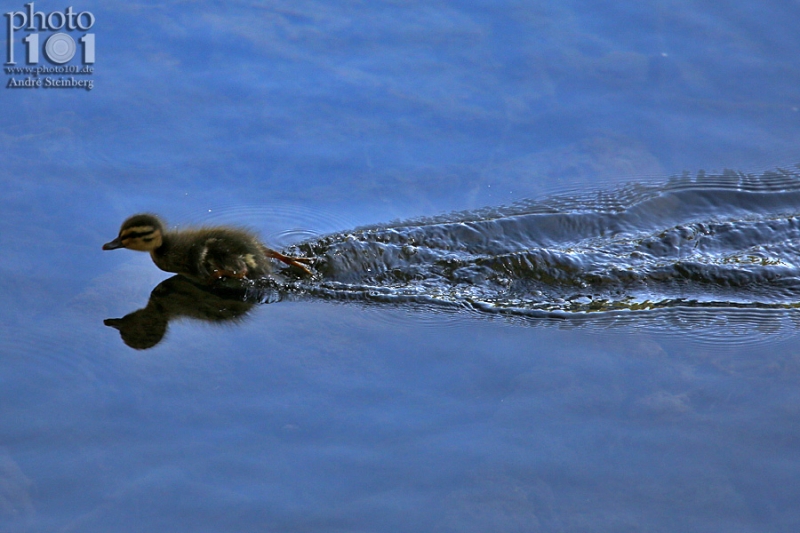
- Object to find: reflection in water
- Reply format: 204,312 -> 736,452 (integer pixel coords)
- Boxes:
105,276 -> 276,349
108,169 -> 800,348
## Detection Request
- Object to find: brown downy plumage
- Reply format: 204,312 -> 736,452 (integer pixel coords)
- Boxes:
103,213 -> 313,283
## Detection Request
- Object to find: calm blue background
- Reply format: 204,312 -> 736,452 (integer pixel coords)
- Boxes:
2,1 -> 800,531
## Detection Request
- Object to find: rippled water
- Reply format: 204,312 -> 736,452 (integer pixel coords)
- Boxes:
290,169 -> 800,312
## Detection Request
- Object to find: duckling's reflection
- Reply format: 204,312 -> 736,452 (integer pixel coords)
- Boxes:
105,276 -> 280,350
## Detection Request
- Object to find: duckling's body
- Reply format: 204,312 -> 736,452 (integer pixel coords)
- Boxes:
103,214 -> 312,283
150,226 -> 273,281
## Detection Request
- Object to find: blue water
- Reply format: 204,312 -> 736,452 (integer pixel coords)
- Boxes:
2,1 -> 800,531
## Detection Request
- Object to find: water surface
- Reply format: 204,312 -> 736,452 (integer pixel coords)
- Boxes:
2,1 -> 800,531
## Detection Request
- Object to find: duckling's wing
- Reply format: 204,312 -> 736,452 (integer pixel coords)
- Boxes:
201,237 -> 255,280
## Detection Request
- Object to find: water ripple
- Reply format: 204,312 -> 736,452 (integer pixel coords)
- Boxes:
265,167 -> 800,330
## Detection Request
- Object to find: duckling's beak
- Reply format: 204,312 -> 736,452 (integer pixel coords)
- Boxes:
104,318 -> 122,329
103,237 -> 124,250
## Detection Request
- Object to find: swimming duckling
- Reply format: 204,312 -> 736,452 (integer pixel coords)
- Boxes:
103,213 -> 313,283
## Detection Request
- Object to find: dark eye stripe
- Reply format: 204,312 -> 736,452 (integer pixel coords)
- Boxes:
120,225 -> 156,238
122,230 -> 155,239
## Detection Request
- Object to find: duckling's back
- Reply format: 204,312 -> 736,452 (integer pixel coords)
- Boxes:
152,227 -> 271,282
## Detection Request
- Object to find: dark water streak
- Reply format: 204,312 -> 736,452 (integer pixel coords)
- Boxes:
277,168 -> 800,318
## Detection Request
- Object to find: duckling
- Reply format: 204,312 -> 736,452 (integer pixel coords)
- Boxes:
103,213 -> 313,283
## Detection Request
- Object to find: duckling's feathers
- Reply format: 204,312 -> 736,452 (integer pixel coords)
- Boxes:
152,225 -> 272,280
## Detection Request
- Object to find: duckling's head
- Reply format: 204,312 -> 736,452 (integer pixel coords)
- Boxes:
103,214 -> 165,252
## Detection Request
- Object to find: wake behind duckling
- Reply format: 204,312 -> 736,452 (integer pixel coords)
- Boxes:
278,167 -> 800,315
